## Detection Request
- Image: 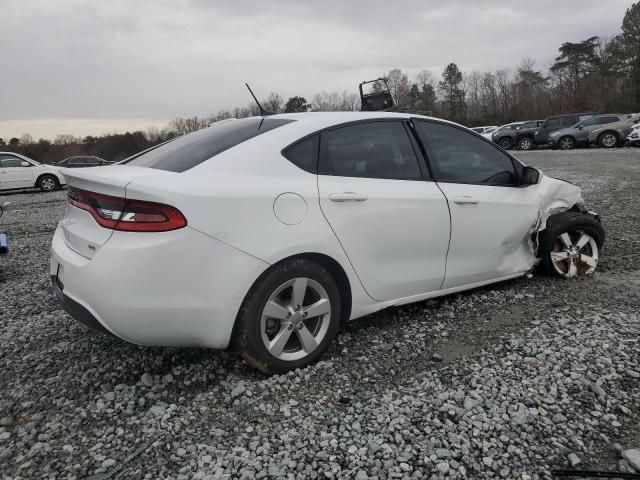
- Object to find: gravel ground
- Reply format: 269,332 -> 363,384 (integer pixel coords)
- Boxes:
1,148 -> 639,480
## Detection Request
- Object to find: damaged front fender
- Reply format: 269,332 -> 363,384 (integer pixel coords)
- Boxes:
528,172 -> 583,260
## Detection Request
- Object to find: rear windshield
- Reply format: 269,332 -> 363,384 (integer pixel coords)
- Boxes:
124,117 -> 294,172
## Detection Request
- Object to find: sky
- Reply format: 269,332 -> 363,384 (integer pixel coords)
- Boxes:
0,0 -> 632,139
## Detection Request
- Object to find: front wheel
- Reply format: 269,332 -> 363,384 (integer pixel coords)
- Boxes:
559,136 -> 575,150
518,137 -> 534,151
598,132 -> 618,148
540,212 -> 605,279
234,259 -> 341,374
37,175 -> 59,192
498,137 -> 513,150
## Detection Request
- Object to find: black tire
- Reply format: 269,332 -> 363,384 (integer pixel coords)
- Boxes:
558,136 -> 575,150
539,212 -> 605,278
598,131 -> 618,149
517,136 -> 534,151
234,258 -> 342,374
37,174 -> 59,192
498,137 -> 513,150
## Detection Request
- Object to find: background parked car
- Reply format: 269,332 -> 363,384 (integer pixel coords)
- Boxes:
494,120 -> 543,151
533,113 -> 596,146
547,115 -> 622,150
471,125 -> 498,135
480,126 -> 499,140
588,114 -> 640,148
0,152 -> 66,192
491,122 -> 524,149
626,123 -> 640,146
55,156 -> 111,168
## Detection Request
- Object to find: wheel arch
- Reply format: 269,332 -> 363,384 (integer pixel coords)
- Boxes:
230,252 -> 353,342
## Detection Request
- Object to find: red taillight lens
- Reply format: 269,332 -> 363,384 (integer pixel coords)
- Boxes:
67,187 -> 187,232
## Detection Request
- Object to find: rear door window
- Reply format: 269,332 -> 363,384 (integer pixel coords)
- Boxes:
124,117 -> 294,172
319,121 -> 423,180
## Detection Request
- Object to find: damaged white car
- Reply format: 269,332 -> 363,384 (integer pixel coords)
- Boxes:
50,112 -> 604,373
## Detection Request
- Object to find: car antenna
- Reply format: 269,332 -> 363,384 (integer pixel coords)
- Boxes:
245,83 -> 274,116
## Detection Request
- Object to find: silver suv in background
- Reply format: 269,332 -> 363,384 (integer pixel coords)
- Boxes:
588,114 -> 640,148
548,115 -> 622,150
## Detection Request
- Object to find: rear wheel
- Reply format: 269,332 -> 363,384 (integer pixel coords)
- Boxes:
498,137 -> 513,150
559,136 -> 575,150
235,259 -> 341,374
540,212 -> 604,279
598,132 -> 618,148
37,175 -> 59,192
517,137 -> 534,151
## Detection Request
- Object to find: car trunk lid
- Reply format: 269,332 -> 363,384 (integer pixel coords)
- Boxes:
59,165 -> 175,258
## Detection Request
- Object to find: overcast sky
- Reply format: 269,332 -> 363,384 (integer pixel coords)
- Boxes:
0,0 -> 632,139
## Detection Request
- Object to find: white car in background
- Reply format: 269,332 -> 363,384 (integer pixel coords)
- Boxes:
626,123 -> 640,146
50,112 -> 604,374
0,152 -> 66,192
471,125 -> 498,135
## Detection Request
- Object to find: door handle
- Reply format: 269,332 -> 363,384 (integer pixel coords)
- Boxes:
328,192 -> 368,202
453,196 -> 479,205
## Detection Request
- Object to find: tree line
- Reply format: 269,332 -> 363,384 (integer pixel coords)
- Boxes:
3,2 -> 639,164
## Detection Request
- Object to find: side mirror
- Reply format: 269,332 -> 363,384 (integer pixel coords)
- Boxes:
634,118 -> 639,124
20,161 -> 30,167
521,166 -> 540,185
578,126 -> 584,130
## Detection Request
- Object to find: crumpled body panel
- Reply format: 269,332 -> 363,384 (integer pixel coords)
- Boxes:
528,173 -> 583,259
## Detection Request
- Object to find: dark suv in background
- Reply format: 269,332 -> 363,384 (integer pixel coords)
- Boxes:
490,122 -> 524,149
491,121 -> 542,150
547,115 -> 622,149
533,113 -> 596,146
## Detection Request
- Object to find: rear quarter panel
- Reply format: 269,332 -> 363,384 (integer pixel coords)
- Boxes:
123,125 -> 376,319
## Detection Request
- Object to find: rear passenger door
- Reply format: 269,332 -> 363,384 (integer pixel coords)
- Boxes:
413,120 -> 541,288
317,120 -> 451,301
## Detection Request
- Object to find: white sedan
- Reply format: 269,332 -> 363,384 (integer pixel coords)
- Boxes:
50,112 -> 604,373
0,152 -> 66,192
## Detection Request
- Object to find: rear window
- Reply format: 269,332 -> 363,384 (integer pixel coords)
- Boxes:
124,117 -> 294,172
282,135 -> 319,173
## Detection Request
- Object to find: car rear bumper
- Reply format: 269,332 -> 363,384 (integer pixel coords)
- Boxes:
50,223 -> 269,348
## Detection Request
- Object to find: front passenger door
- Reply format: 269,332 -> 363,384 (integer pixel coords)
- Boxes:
0,156 -> 35,190
413,120 -> 541,289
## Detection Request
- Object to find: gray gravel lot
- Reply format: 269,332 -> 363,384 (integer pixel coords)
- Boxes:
1,148 -> 639,479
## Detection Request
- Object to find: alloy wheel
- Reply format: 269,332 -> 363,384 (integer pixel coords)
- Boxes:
260,277 -> 331,362
601,133 -> 617,148
519,138 -> 533,150
550,230 -> 599,278
41,178 -> 56,191
559,137 -> 574,150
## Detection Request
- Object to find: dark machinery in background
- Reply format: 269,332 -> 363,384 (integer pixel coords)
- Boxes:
359,78 -> 395,111
359,77 -> 432,115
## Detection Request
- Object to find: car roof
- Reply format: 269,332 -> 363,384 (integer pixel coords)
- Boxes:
268,111 -> 461,130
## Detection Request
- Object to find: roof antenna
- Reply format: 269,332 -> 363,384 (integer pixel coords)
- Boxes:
245,83 -> 274,116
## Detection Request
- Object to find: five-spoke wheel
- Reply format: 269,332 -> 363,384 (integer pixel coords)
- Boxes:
540,212 -> 604,279
549,231 -> 599,278
260,277 -> 331,361
235,259 -> 341,374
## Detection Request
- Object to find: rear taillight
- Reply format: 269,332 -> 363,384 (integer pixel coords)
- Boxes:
67,187 -> 187,232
